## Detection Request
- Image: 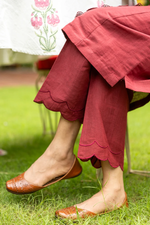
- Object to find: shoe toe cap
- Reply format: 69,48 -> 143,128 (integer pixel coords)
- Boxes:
6,178 -> 18,193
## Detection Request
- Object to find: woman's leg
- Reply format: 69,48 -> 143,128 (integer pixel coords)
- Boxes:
76,68 -> 129,213
34,39 -> 91,122
25,40 -> 91,186
25,116 -> 81,186
78,67 -> 129,170
6,40 -> 91,190
76,161 -> 125,214
55,67 -> 129,218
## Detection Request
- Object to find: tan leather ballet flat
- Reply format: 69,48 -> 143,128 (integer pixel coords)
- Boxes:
55,192 -> 128,220
6,156 -> 82,194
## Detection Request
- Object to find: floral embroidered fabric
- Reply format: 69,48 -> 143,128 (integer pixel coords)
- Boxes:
0,0 -> 114,55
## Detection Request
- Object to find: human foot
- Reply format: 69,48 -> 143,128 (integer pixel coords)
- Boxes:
6,116 -> 82,194
24,116 -> 81,187
75,187 -> 127,214
24,145 -> 76,186
6,154 -> 82,194
55,189 -> 128,219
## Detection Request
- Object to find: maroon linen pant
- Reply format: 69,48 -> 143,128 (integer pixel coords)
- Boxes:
34,40 -> 129,170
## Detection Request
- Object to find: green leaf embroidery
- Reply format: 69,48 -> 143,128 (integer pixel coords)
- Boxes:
31,0 -> 60,53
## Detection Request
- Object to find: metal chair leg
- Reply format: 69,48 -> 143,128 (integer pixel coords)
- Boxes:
125,125 -> 132,174
125,124 -> 150,177
35,71 -> 59,135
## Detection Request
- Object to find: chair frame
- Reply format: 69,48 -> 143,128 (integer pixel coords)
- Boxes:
125,125 -> 150,177
35,69 -> 59,135
96,124 -> 150,181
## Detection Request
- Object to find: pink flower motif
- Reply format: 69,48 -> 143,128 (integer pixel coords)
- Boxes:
47,14 -> 60,27
97,0 -> 104,7
31,16 -> 43,29
34,0 -> 50,9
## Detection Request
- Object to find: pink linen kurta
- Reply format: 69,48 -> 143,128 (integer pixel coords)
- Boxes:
34,6 -> 150,170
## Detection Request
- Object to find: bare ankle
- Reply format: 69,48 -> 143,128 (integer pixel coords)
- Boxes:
45,143 -> 74,162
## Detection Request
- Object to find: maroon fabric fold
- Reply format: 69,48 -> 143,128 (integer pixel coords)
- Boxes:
34,40 -> 91,123
77,67 -> 129,170
34,40 -> 129,170
63,6 -> 150,91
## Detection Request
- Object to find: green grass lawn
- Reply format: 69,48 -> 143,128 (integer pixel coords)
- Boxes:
0,86 -> 150,225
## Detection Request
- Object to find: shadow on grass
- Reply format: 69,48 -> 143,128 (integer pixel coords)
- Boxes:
0,132 -> 150,224
0,133 -> 98,206
0,134 -> 53,174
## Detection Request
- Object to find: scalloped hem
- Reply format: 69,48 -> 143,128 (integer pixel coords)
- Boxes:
78,154 -> 123,171
34,89 -> 85,123
78,142 -> 124,171
79,141 -> 124,155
